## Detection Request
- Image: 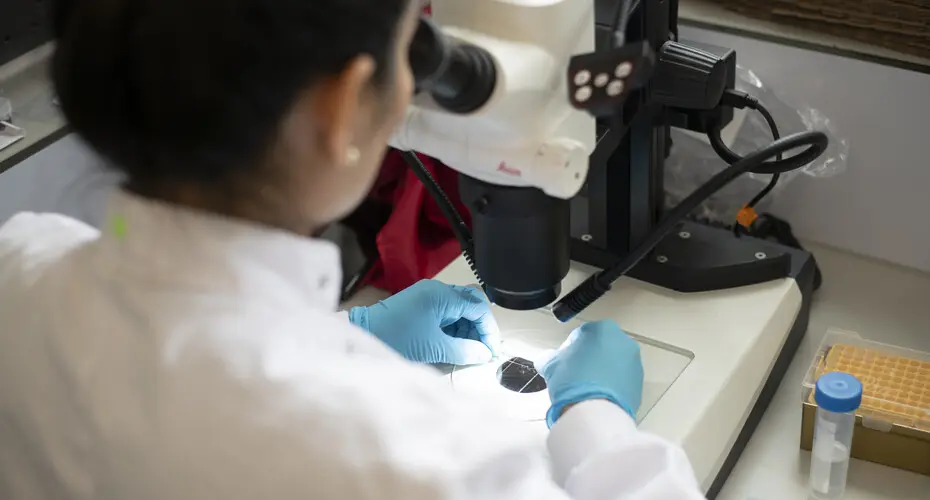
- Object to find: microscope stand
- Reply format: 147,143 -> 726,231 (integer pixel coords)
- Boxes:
433,227 -> 815,498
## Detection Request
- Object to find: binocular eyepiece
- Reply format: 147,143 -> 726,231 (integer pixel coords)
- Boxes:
408,18 -> 497,114
406,19 -> 567,312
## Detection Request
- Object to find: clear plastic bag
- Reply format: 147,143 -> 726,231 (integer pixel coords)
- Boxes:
664,65 -> 849,225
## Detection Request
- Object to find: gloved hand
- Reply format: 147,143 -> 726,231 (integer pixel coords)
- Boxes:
536,320 -> 643,427
349,280 -> 501,365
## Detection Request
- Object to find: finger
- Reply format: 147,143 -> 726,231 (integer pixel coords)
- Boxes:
560,326 -> 583,349
563,320 -> 619,348
437,336 -> 494,366
533,348 -> 558,374
441,285 -> 491,322
535,326 -> 586,376
473,314 -> 501,357
440,285 -> 502,356
443,319 -> 501,359
581,319 -> 622,336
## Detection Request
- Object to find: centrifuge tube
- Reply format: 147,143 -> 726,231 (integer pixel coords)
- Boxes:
809,372 -> 862,500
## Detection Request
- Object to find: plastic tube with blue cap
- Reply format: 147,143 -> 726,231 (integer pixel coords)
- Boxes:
809,371 -> 863,499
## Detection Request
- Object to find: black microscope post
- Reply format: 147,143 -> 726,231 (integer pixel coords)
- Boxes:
571,0 -> 802,295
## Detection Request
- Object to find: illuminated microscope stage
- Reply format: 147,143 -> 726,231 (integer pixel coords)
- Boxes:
436,309 -> 692,426
434,256 -> 804,492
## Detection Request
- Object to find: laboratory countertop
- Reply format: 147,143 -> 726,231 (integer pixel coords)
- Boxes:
345,243 -> 930,499
717,242 -> 930,500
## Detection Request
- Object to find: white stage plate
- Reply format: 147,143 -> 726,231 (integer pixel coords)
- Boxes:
437,307 -> 694,424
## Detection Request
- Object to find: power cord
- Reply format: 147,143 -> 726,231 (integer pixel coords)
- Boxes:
399,126 -> 826,322
708,90 -> 813,176
609,0 -> 640,48
399,90 -> 827,322
709,90 -> 783,237
551,128 -> 828,322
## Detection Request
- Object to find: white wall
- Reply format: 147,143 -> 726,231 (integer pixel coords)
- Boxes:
681,26 -> 930,274
0,134 -> 117,226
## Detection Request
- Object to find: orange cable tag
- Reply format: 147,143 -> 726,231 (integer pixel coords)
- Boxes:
736,206 -> 758,228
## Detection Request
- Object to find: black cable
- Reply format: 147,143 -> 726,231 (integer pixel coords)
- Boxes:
399,150 -> 485,290
723,92 -> 782,236
735,178 -> 777,236
745,104 -> 781,206
609,0 -> 639,48
748,175 -> 780,209
552,129 -> 829,322
708,90 -> 810,176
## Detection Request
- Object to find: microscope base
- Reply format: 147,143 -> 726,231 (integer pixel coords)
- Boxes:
434,247 -> 814,497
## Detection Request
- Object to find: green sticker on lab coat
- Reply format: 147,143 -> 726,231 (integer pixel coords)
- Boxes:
111,214 -> 128,239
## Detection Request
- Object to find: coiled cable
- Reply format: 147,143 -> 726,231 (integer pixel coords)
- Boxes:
400,150 -> 485,290
551,129 -> 828,322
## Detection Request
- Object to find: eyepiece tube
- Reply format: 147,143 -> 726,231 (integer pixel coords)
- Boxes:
409,18 -> 450,92
409,18 -> 496,114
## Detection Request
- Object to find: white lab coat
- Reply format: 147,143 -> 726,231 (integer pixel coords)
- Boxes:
0,191 -> 705,499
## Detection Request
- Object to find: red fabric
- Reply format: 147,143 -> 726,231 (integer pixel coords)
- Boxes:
356,4 -> 456,293
362,150 -> 470,293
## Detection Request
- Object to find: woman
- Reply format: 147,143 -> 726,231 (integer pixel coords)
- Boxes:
0,0 -> 704,498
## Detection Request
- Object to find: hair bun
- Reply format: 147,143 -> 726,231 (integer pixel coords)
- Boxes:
52,0 -> 75,38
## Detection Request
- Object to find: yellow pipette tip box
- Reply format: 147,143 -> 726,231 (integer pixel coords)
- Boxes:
801,329 -> 930,475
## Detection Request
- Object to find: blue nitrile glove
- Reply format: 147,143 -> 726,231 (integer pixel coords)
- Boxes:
349,280 -> 501,365
536,320 -> 643,427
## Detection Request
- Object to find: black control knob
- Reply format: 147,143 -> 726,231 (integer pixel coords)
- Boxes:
652,41 -> 729,110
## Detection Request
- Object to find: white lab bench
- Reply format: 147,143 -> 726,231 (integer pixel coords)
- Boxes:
2,15 -> 929,500
342,245 -> 930,500
716,244 -> 930,500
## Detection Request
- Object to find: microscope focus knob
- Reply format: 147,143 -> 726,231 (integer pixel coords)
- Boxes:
652,41 -> 730,110
531,138 -> 590,199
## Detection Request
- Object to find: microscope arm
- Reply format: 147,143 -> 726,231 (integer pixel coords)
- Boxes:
392,0 -> 598,200
398,0 -> 829,317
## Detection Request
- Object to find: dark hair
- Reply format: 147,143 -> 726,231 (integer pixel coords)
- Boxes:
51,0 -> 410,187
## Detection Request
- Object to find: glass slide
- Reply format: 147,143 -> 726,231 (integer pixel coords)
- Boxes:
434,306 -> 694,424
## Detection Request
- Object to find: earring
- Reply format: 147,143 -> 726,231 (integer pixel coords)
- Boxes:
346,145 -> 361,166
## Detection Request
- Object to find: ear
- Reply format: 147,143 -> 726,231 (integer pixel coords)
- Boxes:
312,55 -> 377,168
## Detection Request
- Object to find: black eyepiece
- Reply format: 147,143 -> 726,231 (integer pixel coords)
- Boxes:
409,18 -> 497,114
